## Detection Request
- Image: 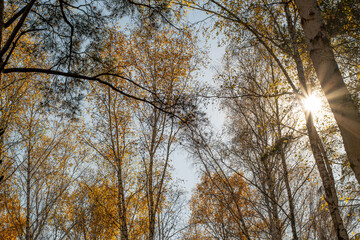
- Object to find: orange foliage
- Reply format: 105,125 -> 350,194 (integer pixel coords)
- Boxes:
188,172 -> 252,239
0,192 -> 25,240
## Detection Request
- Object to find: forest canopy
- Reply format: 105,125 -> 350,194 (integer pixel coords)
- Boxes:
0,0 -> 359,239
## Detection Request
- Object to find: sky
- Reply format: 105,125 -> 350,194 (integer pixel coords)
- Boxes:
171,8 -> 227,194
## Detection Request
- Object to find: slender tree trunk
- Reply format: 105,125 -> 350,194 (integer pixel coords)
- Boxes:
148,156 -> 156,240
117,165 -> 129,240
284,5 -> 349,239
262,155 -> 282,239
294,0 -> 360,185
270,46 -> 299,239
275,106 -> 298,240
261,173 -> 281,240
305,114 -> 349,240
0,0 -> 3,60
0,0 -> 4,185
147,110 -> 159,240
25,140 -> 31,240
268,176 -> 282,240
282,155 -> 299,239
107,90 -> 129,240
278,144 -> 298,240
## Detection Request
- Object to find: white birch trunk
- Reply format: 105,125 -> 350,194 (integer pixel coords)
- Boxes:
294,0 -> 360,185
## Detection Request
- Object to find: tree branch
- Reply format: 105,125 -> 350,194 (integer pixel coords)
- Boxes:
0,0 -> 36,60
3,67 -> 178,117
4,4 -> 27,28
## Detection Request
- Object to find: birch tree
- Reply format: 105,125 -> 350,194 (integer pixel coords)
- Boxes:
294,0 -> 360,185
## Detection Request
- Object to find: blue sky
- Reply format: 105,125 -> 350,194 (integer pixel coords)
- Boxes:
171,8 -> 227,194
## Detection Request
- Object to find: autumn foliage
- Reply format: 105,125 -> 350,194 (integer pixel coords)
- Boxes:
0,0 -> 360,239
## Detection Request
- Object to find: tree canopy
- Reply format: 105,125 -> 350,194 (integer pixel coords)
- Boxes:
0,0 -> 359,239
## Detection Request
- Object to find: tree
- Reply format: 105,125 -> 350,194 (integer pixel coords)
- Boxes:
0,186 -> 25,239
218,50 -> 299,239
127,21 -> 199,240
188,172 -> 252,240
84,36 -> 141,238
176,1 -> 352,238
70,18 -> 200,239
1,79 -> 84,240
155,184 -> 188,240
0,0 -> 185,110
294,0 -> 360,185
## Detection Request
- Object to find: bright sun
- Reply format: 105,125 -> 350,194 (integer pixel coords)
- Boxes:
303,95 -> 322,112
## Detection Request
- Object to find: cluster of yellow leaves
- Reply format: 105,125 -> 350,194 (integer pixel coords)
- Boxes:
188,173 -> 254,239
0,192 -> 25,240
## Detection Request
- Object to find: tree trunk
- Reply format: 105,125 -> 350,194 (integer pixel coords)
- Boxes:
0,0 -> 4,185
0,0 -> 3,60
147,110 -> 159,240
26,139 -> 31,240
284,5 -> 349,239
275,109 -> 298,240
262,153 -> 282,240
272,43 -> 299,239
305,114 -> 349,240
294,0 -> 360,185
108,89 -> 129,240
148,154 -> 156,240
117,165 -> 129,240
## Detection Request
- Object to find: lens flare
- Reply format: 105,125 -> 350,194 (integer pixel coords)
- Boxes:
303,95 -> 322,112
